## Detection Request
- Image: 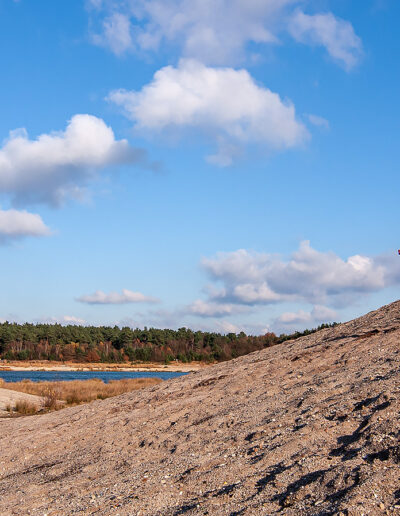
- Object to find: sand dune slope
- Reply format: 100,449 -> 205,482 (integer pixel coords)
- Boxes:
1,301 -> 400,515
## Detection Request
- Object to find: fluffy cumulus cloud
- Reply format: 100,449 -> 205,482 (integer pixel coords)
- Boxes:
0,114 -> 144,207
109,59 -> 308,165
288,11 -> 363,70
89,0 -> 361,69
0,208 -> 51,242
138,244 -> 399,334
76,289 -> 160,305
201,241 -> 393,308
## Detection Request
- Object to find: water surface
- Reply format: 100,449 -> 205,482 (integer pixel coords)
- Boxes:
0,370 -> 187,383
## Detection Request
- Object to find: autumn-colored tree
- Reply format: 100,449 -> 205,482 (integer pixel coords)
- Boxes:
86,349 -> 100,362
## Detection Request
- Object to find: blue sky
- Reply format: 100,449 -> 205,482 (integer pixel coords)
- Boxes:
0,0 -> 399,334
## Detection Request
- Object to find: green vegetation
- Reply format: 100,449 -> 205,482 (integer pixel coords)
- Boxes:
276,322 -> 338,343
0,321 -> 338,364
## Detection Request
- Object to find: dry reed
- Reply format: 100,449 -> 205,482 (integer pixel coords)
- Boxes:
14,400 -> 39,415
5,400 -> 40,415
1,377 -> 162,406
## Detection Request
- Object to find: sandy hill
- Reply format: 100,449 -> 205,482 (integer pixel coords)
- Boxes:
1,301 -> 400,515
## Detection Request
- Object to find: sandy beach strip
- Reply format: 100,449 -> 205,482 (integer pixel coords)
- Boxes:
0,360 -> 206,373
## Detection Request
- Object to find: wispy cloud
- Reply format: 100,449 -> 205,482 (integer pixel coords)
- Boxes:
307,114 -> 330,130
88,0 -> 362,70
185,299 -> 249,318
88,0 -> 293,64
274,305 -> 337,326
76,289 -> 160,305
91,12 -> 133,55
36,315 -> 86,325
288,11 -> 363,70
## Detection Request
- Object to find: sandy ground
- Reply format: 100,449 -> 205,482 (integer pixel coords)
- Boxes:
0,360 -> 205,373
1,300 -> 400,515
0,388 -> 43,415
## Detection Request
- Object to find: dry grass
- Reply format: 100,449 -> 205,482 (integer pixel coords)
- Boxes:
14,400 -> 39,415
1,377 -> 162,406
5,400 -> 40,415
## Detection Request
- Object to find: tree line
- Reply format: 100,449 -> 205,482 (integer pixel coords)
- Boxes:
0,321 -> 338,364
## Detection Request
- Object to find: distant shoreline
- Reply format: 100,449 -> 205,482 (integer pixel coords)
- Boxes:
0,360 -> 207,373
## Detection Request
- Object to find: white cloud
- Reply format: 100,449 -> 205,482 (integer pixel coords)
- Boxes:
38,315 -> 86,325
88,1 -> 361,71
272,304 -> 338,333
116,311 -> 270,335
186,299 -> 248,318
276,309 -> 312,325
213,320 -> 270,336
62,315 -> 86,324
76,289 -> 160,305
276,305 -> 337,325
202,241 -> 391,308
92,12 -> 133,55
89,0 -> 295,64
307,114 -> 330,130
311,305 -> 338,321
288,11 -> 362,70
0,208 -> 51,242
108,59 -> 308,165
215,321 -> 243,334
0,114 -> 144,207
374,254 -> 400,286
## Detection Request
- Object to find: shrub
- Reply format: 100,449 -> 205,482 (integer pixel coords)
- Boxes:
14,400 -> 39,415
43,385 -> 61,410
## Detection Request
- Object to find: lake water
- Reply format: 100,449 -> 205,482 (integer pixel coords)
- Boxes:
0,370 -> 187,383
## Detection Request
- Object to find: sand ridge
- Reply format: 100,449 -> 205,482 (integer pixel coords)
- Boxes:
1,300 -> 400,514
